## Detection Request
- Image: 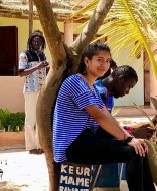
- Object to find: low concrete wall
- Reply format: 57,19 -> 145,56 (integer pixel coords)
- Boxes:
0,131 -> 25,146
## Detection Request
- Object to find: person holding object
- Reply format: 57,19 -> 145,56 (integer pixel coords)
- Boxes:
95,65 -> 156,140
94,64 -> 156,185
19,30 -> 49,155
53,42 -> 155,191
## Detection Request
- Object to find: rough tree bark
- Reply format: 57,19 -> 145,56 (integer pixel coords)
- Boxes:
34,0 -> 115,190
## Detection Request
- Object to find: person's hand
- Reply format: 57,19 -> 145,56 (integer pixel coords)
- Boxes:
131,124 -> 156,139
128,138 -> 148,157
37,61 -> 49,69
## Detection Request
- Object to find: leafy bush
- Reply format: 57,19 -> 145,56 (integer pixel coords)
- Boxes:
0,108 -> 25,132
0,108 -> 10,131
8,112 -> 25,131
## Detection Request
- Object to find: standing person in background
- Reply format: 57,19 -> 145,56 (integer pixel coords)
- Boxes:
19,30 -> 49,155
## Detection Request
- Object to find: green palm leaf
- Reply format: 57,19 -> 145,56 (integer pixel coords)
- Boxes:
71,0 -> 157,78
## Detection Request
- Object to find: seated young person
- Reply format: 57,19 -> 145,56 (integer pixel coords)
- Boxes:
53,42 -> 155,191
95,65 -> 155,139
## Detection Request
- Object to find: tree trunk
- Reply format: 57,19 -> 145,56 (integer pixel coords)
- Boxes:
34,0 -> 115,190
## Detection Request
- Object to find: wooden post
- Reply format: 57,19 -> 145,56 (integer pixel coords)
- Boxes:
29,0 -> 33,36
64,19 -> 73,45
22,0 -> 27,4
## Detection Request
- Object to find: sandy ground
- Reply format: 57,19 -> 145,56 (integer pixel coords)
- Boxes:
0,147 -> 49,191
0,147 -> 129,191
0,116 -> 157,191
0,148 -> 156,191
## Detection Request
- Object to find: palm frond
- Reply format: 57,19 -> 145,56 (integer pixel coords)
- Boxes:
71,0 -> 85,9
70,0 -> 97,17
71,0 -> 157,78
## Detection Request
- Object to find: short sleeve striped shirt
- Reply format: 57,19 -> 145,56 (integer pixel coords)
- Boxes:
53,74 -> 105,163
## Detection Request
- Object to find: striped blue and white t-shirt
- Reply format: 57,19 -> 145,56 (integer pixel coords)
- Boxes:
53,74 -> 105,163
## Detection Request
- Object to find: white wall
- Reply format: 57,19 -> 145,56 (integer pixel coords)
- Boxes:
0,76 -> 24,112
150,43 -> 157,105
111,46 -> 144,106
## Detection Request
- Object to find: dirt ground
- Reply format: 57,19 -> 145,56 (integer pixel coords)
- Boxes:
0,145 -> 129,191
0,146 -> 49,191
0,145 -> 156,191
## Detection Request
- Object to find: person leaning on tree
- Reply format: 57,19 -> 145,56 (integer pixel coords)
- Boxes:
53,42 -> 155,191
18,30 -> 49,155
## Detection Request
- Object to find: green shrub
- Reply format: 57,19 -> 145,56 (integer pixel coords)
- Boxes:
8,112 -> 25,131
0,108 -> 10,131
0,108 -> 25,132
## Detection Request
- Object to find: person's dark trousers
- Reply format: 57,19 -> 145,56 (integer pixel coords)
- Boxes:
65,128 -> 155,191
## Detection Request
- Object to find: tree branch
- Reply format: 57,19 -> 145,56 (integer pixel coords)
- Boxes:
70,0 -> 115,56
34,0 -> 66,64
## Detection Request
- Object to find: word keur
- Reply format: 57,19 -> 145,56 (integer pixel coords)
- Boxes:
60,164 -> 92,187
61,164 -> 91,176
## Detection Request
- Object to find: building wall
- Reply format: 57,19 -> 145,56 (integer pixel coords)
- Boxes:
0,16 -> 145,112
0,17 -> 51,112
0,76 -> 24,112
111,45 -> 144,107
107,31 -> 144,107
150,44 -> 157,103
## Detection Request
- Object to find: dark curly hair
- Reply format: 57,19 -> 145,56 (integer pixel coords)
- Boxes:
112,65 -> 138,82
27,30 -> 46,51
77,42 -> 111,75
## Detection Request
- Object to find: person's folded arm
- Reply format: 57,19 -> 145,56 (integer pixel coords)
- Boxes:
85,104 -> 148,157
85,104 -> 130,140
18,67 -> 39,77
18,61 -> 49,77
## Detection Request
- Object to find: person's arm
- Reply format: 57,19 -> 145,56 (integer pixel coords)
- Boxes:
19,61 -> 49,77
86,104 -> 131,140
18,52 -> 49,77
85,104 -> 148,156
